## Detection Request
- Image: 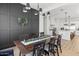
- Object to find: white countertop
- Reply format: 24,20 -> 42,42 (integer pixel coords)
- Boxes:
58,30 -> 71,40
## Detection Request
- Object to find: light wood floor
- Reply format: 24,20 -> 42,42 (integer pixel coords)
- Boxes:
60,35 -> 79,56
13,35 -> 79,56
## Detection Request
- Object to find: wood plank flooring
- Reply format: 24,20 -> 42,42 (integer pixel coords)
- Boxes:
60,35 -> 79,56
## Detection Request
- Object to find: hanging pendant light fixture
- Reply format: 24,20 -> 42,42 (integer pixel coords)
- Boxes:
25,3 -> 31,10
23,7 -> 27,13
23,3 -> 31,13
34,3 -> 39,15
65,12 -> 67,22
64,11 -> 68,26
23,3 -> 42,14
34,3 -> 42,15
42,13 -> 45,16
34,11 -> 38,15
39,8 -> 42,12
47,12 -> 50,15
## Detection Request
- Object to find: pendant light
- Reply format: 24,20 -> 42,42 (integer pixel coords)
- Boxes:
23,7 -> 27,13
25,3 -> 31,10
23,3 -> 31,13
64,12 -> 68,26
34,3 -> 42,15
34,11 -> 39,15
34,3 -> 39,15
23,3 -> 42,14
39,8 -> 42,12
47,12 -> 50,15
65,12 -> 67,22
42,13 -> 45,16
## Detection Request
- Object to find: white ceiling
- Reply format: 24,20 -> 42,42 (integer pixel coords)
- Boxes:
21,3 -> 68,13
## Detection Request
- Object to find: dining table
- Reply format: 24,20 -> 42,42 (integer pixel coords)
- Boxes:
21,35 -> 56,46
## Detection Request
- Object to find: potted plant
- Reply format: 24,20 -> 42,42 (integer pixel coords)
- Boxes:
18,16 -> 28,33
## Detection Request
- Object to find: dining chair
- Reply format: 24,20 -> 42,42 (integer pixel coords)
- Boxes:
48,37 -> 59,56
57,35 -> 62,53
30,33 -> 39,38
39,32 -> 44,37
32,41 -> 49,56
14,40 -> 33,56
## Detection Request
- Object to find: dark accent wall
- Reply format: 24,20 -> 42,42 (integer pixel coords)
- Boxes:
0,3 -> 39,50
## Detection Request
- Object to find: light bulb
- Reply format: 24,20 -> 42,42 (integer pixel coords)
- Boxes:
25,7 -> 31,10
34,13 -> 38,15
23,10 -> 27,12
23,7 -> 27,13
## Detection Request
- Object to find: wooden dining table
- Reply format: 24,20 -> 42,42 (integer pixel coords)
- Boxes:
21,35 -> 56,46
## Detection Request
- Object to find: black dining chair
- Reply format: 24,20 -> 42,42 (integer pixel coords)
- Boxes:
57,35 -> 62,53
32,41 -> 49,56
48,37 -> 59,56
39,32 -> 44,37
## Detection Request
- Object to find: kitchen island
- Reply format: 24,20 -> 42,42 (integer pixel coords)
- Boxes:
58,30 -> 75,40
